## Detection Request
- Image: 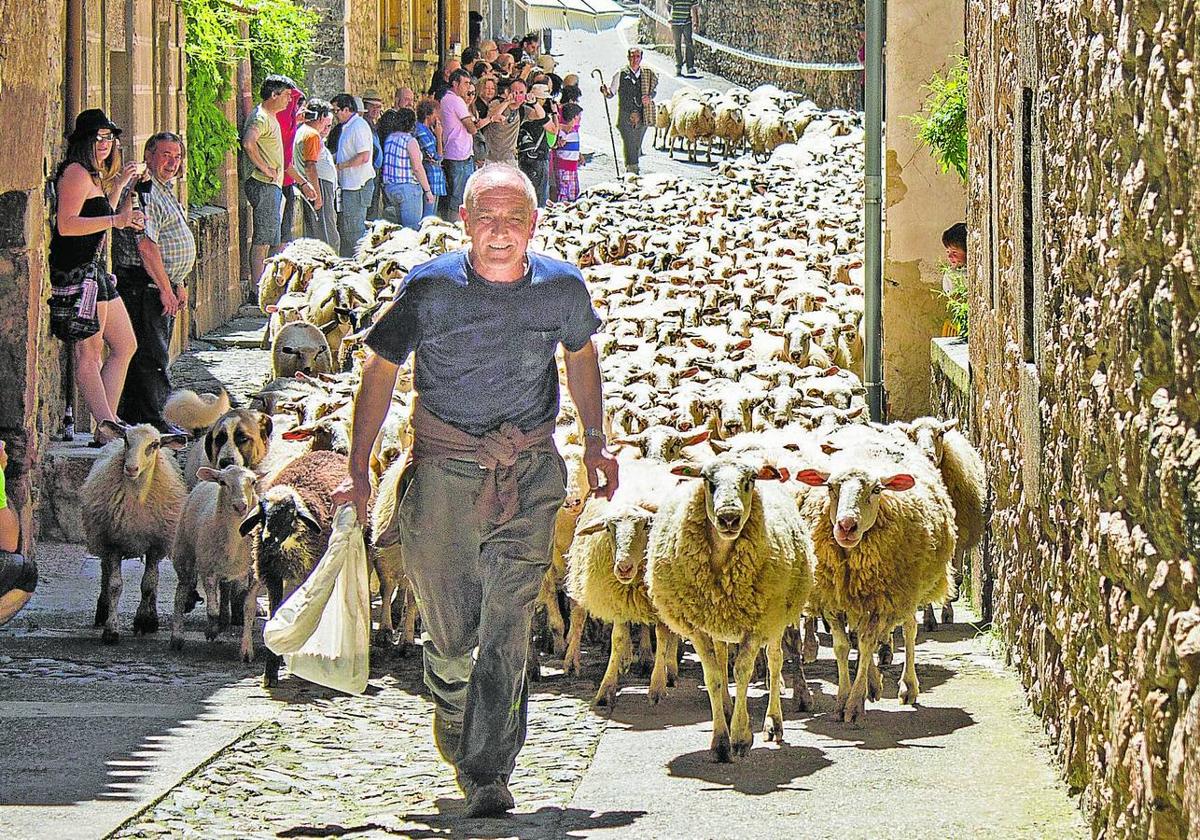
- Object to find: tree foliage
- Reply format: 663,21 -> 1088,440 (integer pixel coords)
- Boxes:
938,269 -> 969,339
248,0 -> 319,87
182,0 -> 318,207
907,54 -> 968,183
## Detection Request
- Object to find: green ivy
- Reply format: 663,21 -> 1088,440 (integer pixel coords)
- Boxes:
907,54 -> 968,183
182,0 -> 243,207
181,0 -> 318,208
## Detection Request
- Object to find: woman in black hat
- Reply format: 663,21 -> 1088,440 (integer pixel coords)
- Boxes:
51,108 -> 145,443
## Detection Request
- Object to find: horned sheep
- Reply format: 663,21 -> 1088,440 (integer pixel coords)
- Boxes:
81,422 -> 189,644
647,452 -> 815,761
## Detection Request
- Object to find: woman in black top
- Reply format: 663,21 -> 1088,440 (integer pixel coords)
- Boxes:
51,109 -> 145,442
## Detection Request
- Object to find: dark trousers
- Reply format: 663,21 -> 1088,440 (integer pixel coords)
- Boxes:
672,22 -> 696,72
399,451 -> 565,782
617,114 -> 648,170
281,184 -> 297,243
115,267 -> 173,430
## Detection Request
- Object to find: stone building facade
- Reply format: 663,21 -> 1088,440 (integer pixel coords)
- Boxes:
301,0 -> 470,100
638,0 -> 864,110
967,0 -> 1198,835
882,2 -> 966,420
0,0 -> 241,556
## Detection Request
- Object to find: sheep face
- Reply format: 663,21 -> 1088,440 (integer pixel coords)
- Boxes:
904,417 -> 956,465
614,426 -> 709,463
672,457 -> 783,541
272,322 -> 334,378
103,421 -> 187,480
795,465 -> 916,548
196,465 -> 259,517
240,486 -> 322,573
578,507 -> 656,584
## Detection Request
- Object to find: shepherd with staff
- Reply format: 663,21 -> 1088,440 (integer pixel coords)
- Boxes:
599,46 -> 658,175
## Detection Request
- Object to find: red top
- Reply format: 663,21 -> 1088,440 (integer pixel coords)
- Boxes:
276,87 -> 305,187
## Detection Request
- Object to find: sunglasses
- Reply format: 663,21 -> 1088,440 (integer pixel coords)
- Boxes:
95,132 -> 117,142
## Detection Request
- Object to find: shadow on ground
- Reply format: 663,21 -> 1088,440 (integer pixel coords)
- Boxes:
666,743 -> 833,795
278,804 -> 648,839
800,704 -> 977,750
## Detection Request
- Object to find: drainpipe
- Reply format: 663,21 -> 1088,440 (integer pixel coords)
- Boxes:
863,0 -> 885,421
65,0 -> 83,121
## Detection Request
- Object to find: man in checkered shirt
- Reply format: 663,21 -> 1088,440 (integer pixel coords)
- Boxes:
112,132 -> 197,432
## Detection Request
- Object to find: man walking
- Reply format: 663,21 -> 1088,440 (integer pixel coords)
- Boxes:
670,0 -> 700,76
601,48 -> 658,175
333,165 -> 618,818
331,93 -> 376,257
242,75 -> 296,283
112,131 -> 196,431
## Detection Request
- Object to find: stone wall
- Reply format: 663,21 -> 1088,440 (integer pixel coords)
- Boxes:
638,0 -> 863,110
301,0 -> 468,101
967,0 -> 1198,835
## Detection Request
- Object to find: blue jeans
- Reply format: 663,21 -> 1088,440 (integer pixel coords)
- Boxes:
338,179 -> 375,257
423,196 -> 439,219
385,182 -> 425,230
440,158 -> 474,221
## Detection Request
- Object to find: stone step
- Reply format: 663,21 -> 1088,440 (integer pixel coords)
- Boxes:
37,436 -> 106,544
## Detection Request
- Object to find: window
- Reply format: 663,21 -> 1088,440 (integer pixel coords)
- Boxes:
380,0 -> 405,53
412,0 -> 436,54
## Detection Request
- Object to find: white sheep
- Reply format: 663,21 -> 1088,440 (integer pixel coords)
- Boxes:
745,107 -> 789,162
565,459 -> 682,707
271,321 -> 334,379
900,417 -> 987,628
82,422 -> 189,644
668,99 -> 717,163
647,452 -> 815,761
170,465 -> 260,661
795,436 -> 956,724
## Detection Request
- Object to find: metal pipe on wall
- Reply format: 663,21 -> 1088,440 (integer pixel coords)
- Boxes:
863,0 -> 885,421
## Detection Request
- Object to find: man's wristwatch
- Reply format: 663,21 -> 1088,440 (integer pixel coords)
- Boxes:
583,428 -> 607,441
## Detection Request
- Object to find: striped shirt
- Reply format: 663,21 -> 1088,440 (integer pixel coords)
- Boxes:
381,131 -> 418,186
556,127 -> 581,163
670,0 -> 697,25
414,123 -> 447,196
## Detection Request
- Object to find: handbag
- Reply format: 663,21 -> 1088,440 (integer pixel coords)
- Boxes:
263,505 -> 371,695
48,234 -> 107,343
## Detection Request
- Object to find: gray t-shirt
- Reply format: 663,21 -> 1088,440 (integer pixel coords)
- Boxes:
366,250 -> 601,436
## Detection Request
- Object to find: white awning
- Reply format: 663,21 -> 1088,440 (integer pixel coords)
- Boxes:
516,0 -> 627,33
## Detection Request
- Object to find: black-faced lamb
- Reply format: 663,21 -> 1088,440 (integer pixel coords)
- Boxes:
238,450 -> 348,687
170,465 -> 260,661
82,422 -> 189,644
647,452 -> 815,761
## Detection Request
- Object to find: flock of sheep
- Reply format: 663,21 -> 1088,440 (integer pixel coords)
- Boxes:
76,110 -> 986,761
657,83 -> 832,163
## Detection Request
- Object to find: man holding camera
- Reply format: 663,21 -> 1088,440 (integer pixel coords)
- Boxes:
111,132 -> 196,432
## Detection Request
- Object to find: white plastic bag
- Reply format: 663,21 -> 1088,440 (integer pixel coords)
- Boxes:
263,504 -> 371,695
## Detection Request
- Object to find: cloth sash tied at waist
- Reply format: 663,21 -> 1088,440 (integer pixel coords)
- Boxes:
410,401 -> 556,525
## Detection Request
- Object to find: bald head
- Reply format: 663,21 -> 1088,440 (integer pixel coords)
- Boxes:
463,164 -> 537,217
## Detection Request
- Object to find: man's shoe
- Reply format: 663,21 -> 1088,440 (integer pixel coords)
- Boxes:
676,67 -> 684,76
687,66 -> 697,75
433,712 -> 462,767
464,779 -> 515,818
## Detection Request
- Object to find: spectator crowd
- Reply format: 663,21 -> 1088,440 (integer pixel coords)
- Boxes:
241,32 -> 591,265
